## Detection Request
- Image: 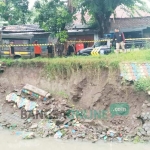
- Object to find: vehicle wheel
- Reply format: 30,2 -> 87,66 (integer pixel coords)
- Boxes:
82,53 -> 89,56
14,55 -> 21,59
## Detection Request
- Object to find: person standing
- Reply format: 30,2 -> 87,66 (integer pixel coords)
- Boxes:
10,41 -> 15,58
75,39 -> 84,54
83,39 -> 88,48
47,42 -> 53,58
67,41 -> 75,56
34,40 -> 42,57
57,42 -> 64,57
113,28 -> 126,53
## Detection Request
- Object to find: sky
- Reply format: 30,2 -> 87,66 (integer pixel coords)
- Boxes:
29,0 -> 36,10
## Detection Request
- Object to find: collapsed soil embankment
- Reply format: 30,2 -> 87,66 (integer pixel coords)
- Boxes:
0,66 -> 150,142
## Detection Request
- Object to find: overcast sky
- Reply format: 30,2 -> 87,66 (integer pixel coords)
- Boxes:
29,0 -> 36,9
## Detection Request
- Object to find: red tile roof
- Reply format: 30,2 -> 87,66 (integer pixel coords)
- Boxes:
111,6 -> 150,18
73,6 -> 150,26
110,17 -> 150,32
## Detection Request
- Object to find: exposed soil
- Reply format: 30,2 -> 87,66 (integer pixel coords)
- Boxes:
0,66 -> 150,141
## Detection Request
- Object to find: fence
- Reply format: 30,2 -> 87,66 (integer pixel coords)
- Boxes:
0,38 -> 150,58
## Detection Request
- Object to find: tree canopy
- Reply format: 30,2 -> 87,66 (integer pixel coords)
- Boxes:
0,0 -> 31,25
34,0 -> 75,43
76,0 -> 149,37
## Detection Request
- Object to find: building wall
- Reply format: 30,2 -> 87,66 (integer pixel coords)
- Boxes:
31,34 -> 50,52
68,34 -> 94,47
143,28 -> 150,38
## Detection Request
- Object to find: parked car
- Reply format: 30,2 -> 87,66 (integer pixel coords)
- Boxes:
77,39 -> 111,56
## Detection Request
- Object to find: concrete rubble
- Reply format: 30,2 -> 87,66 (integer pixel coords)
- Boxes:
0,62 -> 6,73
1,84 -> 150,143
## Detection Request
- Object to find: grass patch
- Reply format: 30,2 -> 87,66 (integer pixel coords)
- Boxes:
1,49 -> 150,79
134,78 -> 150,92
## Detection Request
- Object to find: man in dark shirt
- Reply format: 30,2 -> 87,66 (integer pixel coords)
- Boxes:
10,41 -> 15,58
83,39 -> 88,48
47,42 -> 53,58
67,42 -> 75,56
113,28 -> 126,53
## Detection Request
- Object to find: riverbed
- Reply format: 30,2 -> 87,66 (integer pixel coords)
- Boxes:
0,128 -> 149,150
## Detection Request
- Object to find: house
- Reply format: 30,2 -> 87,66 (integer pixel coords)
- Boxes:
67,5 -> 150,43
0,24 -> 50,54
1,24 -> 50,45
0,24 -> 50,58
110,17 -> 150,38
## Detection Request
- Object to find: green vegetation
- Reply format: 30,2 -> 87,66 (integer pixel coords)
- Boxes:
134,78 -> 150,92
34,0 -> 75,42
76,0 -> 149,36
1,49 -> 150,92
0,0 -> 31,24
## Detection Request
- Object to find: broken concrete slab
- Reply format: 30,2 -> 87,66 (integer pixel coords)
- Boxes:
22,84 -> 51,100
30,123 -> 38,129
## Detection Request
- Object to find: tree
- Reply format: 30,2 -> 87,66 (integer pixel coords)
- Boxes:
0,0 -> 31,24
34,0 -> 75,43
76,0 -> 150,37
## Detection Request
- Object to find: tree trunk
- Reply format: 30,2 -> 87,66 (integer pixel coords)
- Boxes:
95,13 -> 111,38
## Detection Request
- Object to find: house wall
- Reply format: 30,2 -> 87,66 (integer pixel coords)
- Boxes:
143,28 -> 150,38
68,34 -> 94,47
31,34 -> 50,52
124,31 -> 142,38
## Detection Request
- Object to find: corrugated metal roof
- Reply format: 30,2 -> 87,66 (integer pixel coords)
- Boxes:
2,24 -> 44,32
2,33 -> 34,39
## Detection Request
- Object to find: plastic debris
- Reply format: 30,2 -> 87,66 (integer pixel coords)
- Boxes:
54,131 -> 63,139
117,137 -> 122,142
6,93 -> 38,111
72,130 -> 76,134
6,93 -> 19,103
104,136 -> 107,140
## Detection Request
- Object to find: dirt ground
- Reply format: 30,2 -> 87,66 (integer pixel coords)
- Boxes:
0,66 -> 150,140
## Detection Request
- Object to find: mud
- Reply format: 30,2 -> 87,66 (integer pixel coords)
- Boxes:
0,129 -> 150,150
0,66 -> 150,142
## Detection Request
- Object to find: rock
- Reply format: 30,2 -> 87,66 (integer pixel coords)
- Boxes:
50,98 -> 55,102
147,103 -> 150,107
55,119 -> 65,126
42,130 -> 49,138
140,129 -> 146,135
92,139 -> 98,143
30,123 -> 38,129
147,131 -> 150,136
99,134 -> 105,138
137,132 -> 142,137
22,132 -> 35,139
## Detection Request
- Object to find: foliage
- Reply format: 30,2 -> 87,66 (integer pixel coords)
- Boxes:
134,78 -> 150,92
0,0 -> 31,24
76,0 -> 149,37
1,49 -> 150,78
34,0 -> 75,43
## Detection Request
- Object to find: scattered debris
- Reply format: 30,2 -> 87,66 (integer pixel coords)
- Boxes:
22,132 -> 36,139
22,84 -> 51,101
6,93 -> 38,111
0,62 -> 6,73
1,83 -> 150,143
